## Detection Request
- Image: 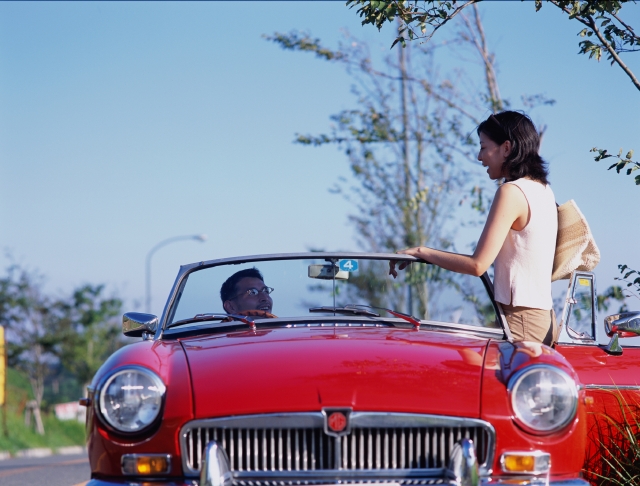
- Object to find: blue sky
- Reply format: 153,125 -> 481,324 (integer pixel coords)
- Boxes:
1,1 -> 638,315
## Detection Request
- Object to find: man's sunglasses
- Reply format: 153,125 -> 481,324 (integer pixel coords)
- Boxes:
229,287 -> 275,300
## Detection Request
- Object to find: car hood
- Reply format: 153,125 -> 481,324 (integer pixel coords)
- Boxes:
180,326 -> 490,419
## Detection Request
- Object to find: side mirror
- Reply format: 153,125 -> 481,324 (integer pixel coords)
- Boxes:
123,312 -> 158,338
604,312 -> 640,338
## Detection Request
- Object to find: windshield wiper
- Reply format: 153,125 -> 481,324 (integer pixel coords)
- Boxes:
309,304 -> 421,329
167,313 -> 257,330
333,304 -> 422,329
309,306 -> 381,317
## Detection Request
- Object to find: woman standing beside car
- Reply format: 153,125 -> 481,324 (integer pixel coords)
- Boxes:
390,111 -> 558,345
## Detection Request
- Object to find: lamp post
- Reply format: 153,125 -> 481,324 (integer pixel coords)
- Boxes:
145,234 -> 207,313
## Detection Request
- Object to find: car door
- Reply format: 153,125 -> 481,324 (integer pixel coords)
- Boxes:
554,271 -> 640,483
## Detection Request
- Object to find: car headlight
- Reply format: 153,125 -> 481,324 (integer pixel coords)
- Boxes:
98,366 -> 166,434
508,365 -> 578,434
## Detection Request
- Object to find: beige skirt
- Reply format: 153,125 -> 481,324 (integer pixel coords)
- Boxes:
501,303 -> 558,346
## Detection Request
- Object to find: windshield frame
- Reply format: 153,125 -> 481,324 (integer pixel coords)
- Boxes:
155,252 -> 505,340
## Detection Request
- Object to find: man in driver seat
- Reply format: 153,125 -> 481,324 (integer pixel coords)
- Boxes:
220,267 -> 274,316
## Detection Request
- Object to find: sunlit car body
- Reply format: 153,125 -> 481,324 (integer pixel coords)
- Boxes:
82,253 -> 640,486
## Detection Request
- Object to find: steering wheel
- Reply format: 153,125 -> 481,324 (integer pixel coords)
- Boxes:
239,309 -> 277,319
222,309 -> 278,322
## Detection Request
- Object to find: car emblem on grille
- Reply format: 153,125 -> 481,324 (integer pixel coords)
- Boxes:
322,408 -> 352,437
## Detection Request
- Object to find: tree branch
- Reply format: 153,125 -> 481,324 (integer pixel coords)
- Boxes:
550,1 -> 640,92
586,13 -> 640,91
418,0 -> 481,44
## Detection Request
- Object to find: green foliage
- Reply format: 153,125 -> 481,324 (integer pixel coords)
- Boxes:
0,367 -> 85,453
615,264 -> 640,302
586,391 -> 640,485
346,0 -> 463,48
547,1 -> 639,65
0,262 -> 124,433
0,264 -> 62,429
598,285 -> 628,313
263,31 -> 346,61
55,284 -> 123,388
347,1 -> 640,91
592,146 -> 640,185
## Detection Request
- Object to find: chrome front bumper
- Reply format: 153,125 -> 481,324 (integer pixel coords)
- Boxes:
86,477 -> 589,486
87,432 -> 587,486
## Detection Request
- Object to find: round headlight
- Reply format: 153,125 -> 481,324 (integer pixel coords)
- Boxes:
98,367 -> 166,433
508,365 -> 578,434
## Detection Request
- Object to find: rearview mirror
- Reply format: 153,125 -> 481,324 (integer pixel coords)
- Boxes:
604,312 -> 640,338
123,312 -> 158,338
308,264 -> 349,280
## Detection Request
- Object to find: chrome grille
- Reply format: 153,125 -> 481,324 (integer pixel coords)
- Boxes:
185,427 -> 333,471
180,413 -> 494,482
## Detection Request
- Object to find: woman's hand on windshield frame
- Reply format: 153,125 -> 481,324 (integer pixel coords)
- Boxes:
389,183 -> 529,277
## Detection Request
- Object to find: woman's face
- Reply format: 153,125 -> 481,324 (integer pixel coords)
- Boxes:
477,131 -> 511,180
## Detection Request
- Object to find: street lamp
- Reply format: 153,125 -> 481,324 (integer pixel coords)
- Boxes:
145,234 -> 207,313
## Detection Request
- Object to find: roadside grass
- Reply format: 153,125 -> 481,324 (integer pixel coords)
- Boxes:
0,367 -> 85,454
585,390 -> 640,486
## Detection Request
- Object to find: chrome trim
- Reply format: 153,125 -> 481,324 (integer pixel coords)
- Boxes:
558,272 -> 598,345
201,442 -> 233,486
179,412 -> 495,479
84,480 -> 198,486
485,479 -> 587,486
604,311 -> 640,337
122,312 -> 158,338
162,315 -> 505,340
82,476 -> 588,486
121,453 -> 172,475
322,408 -> 352,437
449,439 -> 479,486
507,365 -> 578,435
584,384 -> 640,390
603,333 -> 623,355
94,365 -> 166,436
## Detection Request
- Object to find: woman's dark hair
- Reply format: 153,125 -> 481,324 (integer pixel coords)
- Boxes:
477,111 -> 549,184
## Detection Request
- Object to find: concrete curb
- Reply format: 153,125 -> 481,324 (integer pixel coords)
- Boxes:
0,446 -> 86,460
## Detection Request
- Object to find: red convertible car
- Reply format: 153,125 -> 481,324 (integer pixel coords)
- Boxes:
81,253 -> 640,486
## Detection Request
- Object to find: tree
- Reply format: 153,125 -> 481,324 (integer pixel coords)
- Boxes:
0,262 -> 125,435
266,12 -> 545,318
347,0 -> 640,301
55,284 -> 123,392
347,1 -> 640,90
0,265 -> 60,434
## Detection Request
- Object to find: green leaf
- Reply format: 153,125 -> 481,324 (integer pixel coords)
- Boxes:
625,150 -> 634,159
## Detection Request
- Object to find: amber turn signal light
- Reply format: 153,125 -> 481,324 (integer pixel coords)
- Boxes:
121,454 -> 171,475
500,451 -> 550,474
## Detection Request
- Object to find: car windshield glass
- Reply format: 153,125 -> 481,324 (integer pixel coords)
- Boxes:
167,256 -> 499,329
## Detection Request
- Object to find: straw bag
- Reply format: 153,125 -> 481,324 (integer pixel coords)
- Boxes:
552,200 -> 600,281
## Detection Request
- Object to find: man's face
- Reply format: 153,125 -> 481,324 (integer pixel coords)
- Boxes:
223,277 -> 273,314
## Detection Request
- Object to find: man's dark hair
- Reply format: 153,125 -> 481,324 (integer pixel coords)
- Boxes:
477,111 -> 550,185
220,267 -> 264,304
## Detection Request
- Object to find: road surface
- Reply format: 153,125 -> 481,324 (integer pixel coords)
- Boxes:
0,453 -> 89,486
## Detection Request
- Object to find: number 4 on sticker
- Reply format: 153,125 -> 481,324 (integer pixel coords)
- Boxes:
339,260 -> 358,272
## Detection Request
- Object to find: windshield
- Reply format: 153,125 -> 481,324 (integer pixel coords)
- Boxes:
166,255 -> 499,330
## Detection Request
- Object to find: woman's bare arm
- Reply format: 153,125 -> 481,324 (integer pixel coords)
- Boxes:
391,183 -> 529,277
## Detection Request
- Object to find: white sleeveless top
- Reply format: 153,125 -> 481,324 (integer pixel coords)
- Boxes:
494,178 -> 557,310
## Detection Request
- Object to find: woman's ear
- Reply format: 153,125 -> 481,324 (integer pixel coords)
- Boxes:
501,140 -> 512,159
